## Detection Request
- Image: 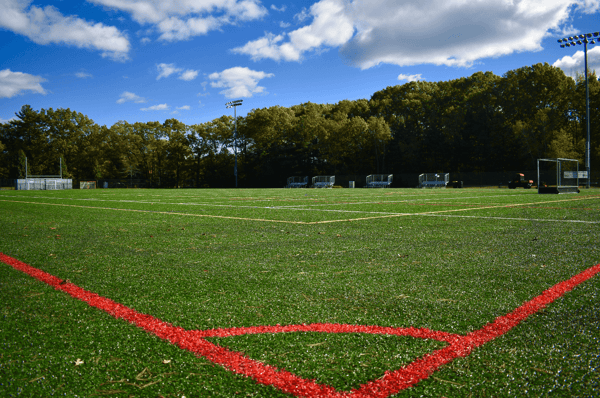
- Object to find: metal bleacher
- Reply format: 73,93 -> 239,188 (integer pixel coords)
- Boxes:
286,176 -> 309,188
418,173 -> 449,188
312,175 -> 335,188
365,174 -> 393,188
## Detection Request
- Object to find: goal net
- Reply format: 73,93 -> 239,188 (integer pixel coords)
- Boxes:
537,158 -> 580,194
80,181 -> 97,189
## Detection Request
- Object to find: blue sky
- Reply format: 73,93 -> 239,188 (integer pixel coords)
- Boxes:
1,0 -> 599,128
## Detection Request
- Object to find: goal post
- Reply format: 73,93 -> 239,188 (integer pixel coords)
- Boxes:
15,155 -> 72,190
537,158 -> 580,194
80,181 -> 97,189
16,178 -> 72,190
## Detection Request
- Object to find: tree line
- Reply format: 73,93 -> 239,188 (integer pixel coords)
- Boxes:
1,62 -> 598,187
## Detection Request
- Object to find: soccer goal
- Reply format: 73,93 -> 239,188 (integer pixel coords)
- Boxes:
286,176 -> 308,188
537,158 -> 580,194
366,174 -> 393,188
16,178 -> 72,190
419,173 -> 449,188
80,181 -> 97,189
312,175 -> 335,188
16,156 -> 72,190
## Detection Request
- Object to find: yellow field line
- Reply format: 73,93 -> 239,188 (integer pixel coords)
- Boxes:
413,195 -> 598,215
0,195 -> 596,225
310,195 -> 599,223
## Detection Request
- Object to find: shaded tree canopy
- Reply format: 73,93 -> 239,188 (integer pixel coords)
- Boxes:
1,63 -> 598,187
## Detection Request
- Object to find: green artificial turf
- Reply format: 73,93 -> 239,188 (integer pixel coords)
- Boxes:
1,187 -> 599,397
206,332 -> 447,391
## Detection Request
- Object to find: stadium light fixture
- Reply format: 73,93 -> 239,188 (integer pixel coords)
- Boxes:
558,31 -> 599,189
226,100 -> 243,188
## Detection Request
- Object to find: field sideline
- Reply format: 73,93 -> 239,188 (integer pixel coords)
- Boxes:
1,188 -> 599,397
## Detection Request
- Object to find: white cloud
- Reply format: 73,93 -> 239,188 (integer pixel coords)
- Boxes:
209,66 -> 274,98
88,0 -> 268,41
234,0 -> 600,70
0,0 -> 130,60
117,91 -> 147,104
157,15 -> 221,41
0,116 -> 17,123
339,0 -> 580,69
294,7 -> 310,23
177,105 -> 191,110
75,71 -> 93,78
141,103 -> 170,111
198,81 -> 210,96
233,33 -> 287,61
397,73 -> 423,82
280,21 -> 291,28
0,69 -> 47,98
179,69 -> 199,81
233,0 -> 355,61
553,46 -> 600,78
157,63 -> 182,80
198,82 -> 210,97
157,63 -> 199,80
271,4 -> 286,12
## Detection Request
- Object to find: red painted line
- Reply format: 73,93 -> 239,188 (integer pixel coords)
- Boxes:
1,252 -> 599,398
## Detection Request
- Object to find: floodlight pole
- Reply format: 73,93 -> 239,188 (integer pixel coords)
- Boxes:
226,100 -> 243,188
558,31 -> 599,189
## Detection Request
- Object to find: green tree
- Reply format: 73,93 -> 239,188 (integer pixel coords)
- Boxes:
188,122 -> 212,187
366,116 -> 392,173
60,155 -> 71,178
33,107 -> 100,179
371,81 -> 439,173
18,149 -> 27,178
241,107 -> 301,186
76,124 -> 109,181
2,105 -> 47,177
547,128 -> 585,161
163,118 -> 191,187
498,63 -> 573,169
0,136 -> 7,178
104,122 -> 132,179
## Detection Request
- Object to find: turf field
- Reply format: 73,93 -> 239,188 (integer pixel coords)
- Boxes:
1,188 -> 599,397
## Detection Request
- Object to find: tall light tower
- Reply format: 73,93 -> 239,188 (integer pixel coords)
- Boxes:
226,99 -> 243,188
558,31 -> 599,189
